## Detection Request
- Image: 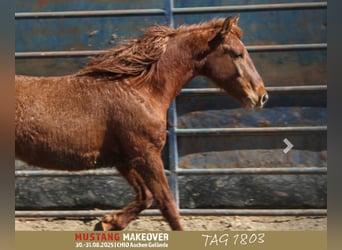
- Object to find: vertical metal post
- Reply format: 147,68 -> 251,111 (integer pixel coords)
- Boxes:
167,101 -> 180,207
164,0 -> 174,28
165,0 -> 180,207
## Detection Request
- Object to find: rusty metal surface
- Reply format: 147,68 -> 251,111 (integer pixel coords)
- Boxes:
15,1 -> 327,85
15,0 -> 165,12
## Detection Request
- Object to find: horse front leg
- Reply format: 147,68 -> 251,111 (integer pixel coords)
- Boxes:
95,166 -> 153,231
134,152 -> 184,231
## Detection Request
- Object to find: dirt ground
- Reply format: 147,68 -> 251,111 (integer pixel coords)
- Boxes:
15,215 -> 326,231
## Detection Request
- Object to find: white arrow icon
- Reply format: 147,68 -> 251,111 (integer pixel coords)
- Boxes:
283,138 -> 294,154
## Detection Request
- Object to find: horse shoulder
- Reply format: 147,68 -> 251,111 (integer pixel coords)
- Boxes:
106,84 -> 167,152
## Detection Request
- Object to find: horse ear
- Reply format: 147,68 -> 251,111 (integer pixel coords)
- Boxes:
208,16 -> 235,48
233,14 -> 240,25
220,16 -> 233,35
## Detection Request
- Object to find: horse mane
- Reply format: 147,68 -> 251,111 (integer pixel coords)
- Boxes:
77,18 -> 243,84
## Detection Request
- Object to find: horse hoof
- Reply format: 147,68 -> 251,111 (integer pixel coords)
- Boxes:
94,221 -> 119,231
94,221 -> 104,231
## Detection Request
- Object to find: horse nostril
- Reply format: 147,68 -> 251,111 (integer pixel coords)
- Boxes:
260,93 -> 269,105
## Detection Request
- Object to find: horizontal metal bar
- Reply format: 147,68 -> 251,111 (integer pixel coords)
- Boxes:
14,2 -> 327,20
180,85 -> 327,95
15,208 -> 327,218
173,2 -> 327,14
15,43 -> 327,59
15,169 -> 119,177
15,166 -> 326,178
15,50 -> 106,59
178,167 -> 327,175
247,43 -> 327,52
182,209 -> 327,216
14,169 -> 173,177
175,126 -> 327,136
15,9 -> 166,19
266,85 -> 327,92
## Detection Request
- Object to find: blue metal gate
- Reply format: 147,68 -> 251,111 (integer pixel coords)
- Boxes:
15,0 -> 327,218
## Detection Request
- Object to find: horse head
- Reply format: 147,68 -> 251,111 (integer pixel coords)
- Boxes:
199,15 -> 268,108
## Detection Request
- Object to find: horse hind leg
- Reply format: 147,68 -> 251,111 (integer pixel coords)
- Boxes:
95,166 -> 153,231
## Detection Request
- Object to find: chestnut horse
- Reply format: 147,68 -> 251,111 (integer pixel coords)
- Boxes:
15,15 -> 268,230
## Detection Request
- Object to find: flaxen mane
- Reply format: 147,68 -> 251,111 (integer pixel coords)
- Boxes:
77,18 -> 243,84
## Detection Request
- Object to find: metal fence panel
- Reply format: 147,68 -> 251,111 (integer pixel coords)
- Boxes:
15,0 -> 327,216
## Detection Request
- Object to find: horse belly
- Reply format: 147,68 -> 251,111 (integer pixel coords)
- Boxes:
15,126 -> 112,171
15,104 -> 116,171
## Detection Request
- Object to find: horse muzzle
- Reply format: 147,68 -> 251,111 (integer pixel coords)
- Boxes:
243,92 -> 269,109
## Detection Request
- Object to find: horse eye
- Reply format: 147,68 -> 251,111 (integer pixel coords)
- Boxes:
233,53 -> 244,59
222,46 -> 243,59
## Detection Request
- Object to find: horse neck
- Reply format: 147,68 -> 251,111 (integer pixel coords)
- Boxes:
148,31 -> 212,110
